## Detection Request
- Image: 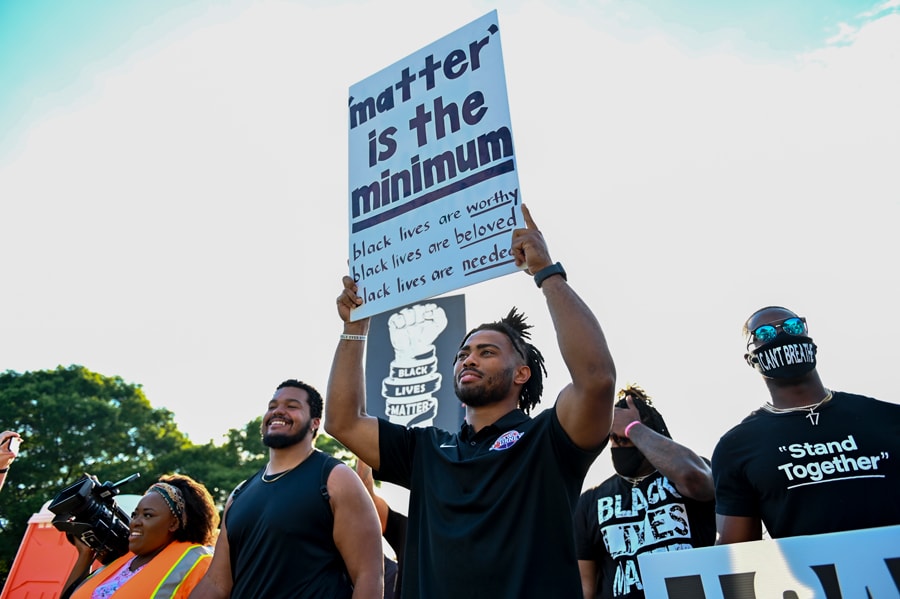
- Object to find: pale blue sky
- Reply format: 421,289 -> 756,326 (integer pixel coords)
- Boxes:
1,0 -> 890,154
1,1 -> 898,495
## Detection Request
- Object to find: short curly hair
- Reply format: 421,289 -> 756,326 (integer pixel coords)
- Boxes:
462,307 -> 547,414
155,474 -> 219,546
276,379 -> 324,437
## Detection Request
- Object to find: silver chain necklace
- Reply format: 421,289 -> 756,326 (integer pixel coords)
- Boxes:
261,447 -> 315,483
760,389 -> 833,426
617,469 -> 658,488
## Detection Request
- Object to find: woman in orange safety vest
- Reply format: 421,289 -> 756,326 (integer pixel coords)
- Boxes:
63,474 -> 219,599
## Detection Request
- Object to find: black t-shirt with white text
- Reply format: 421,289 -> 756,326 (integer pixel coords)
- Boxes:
573,470 -> 716,598
712,391 -> 900,538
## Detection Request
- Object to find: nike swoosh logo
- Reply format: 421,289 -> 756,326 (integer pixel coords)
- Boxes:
440,443 -> 457,448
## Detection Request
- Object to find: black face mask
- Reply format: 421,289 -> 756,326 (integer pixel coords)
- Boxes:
747,332 -> 817,380
611,447 -> 646,478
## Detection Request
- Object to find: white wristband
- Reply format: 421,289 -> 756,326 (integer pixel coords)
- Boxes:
340,334 -> 367,342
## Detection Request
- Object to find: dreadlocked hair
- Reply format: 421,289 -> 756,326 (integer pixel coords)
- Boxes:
616,384 -> 671,439
464,307 -> 547,414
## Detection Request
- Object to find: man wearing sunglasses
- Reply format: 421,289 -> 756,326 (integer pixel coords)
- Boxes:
712,306 -> 900,544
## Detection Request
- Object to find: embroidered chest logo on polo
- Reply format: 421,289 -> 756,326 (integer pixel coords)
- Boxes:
490,430 -> 524,451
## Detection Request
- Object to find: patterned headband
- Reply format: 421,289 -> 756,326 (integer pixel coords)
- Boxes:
147,482 -> 187,529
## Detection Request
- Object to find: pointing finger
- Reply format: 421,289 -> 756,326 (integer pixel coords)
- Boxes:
521,203 -> 537,230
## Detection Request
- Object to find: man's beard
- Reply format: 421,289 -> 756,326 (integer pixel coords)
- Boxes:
454,366 -> 515,408
262,418 -> 312,449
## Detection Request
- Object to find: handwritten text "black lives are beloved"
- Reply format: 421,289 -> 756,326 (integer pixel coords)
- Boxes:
351,188 -> 519,301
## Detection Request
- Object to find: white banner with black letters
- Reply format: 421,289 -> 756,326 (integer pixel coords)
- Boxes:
638,525 -> 900,598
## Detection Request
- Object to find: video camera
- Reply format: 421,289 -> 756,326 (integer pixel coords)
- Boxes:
48,472 -> 141,564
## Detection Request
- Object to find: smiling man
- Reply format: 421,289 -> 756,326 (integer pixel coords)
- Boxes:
190,380 -> 384,599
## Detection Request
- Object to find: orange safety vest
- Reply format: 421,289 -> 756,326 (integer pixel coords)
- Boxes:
71,541 -> 212,599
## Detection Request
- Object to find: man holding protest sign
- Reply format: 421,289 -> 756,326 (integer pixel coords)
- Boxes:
327,204 -> 616,598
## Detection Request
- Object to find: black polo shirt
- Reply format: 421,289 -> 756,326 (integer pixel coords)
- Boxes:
377,407 -> 604,599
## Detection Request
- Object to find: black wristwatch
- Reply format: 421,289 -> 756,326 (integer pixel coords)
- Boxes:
533,262 -> 567,288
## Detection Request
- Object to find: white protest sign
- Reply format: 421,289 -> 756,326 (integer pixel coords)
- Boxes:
638,525 -> 900,598
347,10 -> 523,321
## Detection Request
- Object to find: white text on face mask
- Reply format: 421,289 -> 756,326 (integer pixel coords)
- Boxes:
756,342 -> 815,371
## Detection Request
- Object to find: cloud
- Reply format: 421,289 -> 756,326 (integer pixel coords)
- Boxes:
859,0 -> 900,18
825,22 -> 859,45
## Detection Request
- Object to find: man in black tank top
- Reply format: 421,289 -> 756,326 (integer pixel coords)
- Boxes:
189,379 -> 384,598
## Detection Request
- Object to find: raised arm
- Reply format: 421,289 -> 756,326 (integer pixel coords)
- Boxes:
329,464 -> 385,598
0,431 -> 21,494
511,205 -> 616,450
325,276 -> 382,469
612,397 -> 714,501
61,538 -> 96,598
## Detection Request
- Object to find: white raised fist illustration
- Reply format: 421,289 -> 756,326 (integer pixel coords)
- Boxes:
387,303 -> 448,361
382,303 -> 448,427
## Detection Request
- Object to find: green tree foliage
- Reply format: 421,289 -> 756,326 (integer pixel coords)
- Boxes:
156,416 -> 268,507
0,366 -> 188,582
0,366 -> 277,588
315,430 -> 353,464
